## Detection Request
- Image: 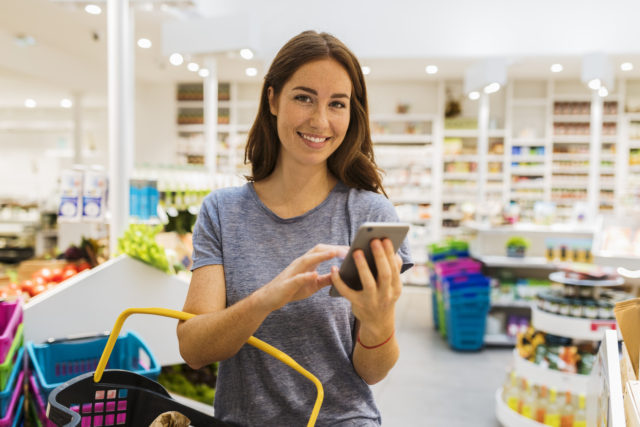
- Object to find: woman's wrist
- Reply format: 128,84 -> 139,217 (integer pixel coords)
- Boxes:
357,329 -> 395,349
356,315 -> 395,346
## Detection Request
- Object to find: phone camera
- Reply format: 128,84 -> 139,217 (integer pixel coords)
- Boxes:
367,227 -> 373,232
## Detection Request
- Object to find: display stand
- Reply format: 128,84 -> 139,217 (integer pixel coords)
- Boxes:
587,329 -> 625,427
23,255 -> 190,366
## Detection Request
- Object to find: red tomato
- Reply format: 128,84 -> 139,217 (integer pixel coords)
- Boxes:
33,268 -> 53,282
64,264 -> 78,274
20,280 -> 34,293
8,282 -> 20,291
76,262 -> 91,272
31,284 -> 46,296
62,269 -> 76,281
51,268 -> 64,283
33,276 -> 46,287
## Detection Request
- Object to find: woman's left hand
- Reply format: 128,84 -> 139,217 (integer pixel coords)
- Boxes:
330,238 -> 402,334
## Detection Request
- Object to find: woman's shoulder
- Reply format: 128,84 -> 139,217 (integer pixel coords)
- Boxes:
344,185 -> 397,219
201,183 -> 252,211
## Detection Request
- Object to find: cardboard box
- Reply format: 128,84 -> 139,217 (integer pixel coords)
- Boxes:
17,259 -> 67,282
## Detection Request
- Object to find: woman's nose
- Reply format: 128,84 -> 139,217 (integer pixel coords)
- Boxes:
309,106 -> 329,129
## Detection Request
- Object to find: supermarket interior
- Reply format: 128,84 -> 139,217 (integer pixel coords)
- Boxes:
2,0 -> 640,425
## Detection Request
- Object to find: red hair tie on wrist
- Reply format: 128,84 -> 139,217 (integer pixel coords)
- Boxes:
357,330 -> 395,350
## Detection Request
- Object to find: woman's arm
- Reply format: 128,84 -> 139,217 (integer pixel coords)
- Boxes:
331,238 -> 403,385
177,245 -> 339,369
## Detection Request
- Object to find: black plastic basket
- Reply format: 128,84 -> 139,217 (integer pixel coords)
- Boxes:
47,369 -> 228,426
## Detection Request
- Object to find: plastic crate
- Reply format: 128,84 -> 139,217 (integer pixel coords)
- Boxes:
434,258 -> 482,278
0,371 -> 23,427
0,302 -> 22,364
0,347 -> 23,418
436,291 -> 447,338
431,290 -> 439,331
442,273 -> 490,293
27,331 -> 160,400
28,375 -> 54,427
0,324 -> 23,392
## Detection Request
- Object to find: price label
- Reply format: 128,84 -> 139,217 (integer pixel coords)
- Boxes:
590,320 -> 616,332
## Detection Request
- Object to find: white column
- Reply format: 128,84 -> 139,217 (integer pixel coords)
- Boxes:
203,56 -> 219,179
72,92 -> 83,165
615,80 -> 628,215
107,0 -> 135,255
431,81 -> 444,242
477,92 -> 490,216
588,90 -> 603,223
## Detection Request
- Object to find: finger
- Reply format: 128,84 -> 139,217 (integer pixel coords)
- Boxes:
330,265 -> 358,299
353,248 -> 376,292
298,249 -> 338,271
372,239 -> 393,295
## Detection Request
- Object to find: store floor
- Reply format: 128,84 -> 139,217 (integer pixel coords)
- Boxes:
372,286 -> 512,427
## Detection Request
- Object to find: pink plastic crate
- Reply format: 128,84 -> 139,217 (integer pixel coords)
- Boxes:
0,371 -> 22,427
30,374 -> 55,427
0,301 -> 22,364
434,258 -> 481,278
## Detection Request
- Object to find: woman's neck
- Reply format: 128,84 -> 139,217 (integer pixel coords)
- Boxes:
253,165 -> 337,219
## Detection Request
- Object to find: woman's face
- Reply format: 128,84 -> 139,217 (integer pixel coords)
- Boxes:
268,58 -> 352,171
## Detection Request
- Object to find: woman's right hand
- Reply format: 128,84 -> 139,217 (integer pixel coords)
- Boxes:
257,244 -> 343,311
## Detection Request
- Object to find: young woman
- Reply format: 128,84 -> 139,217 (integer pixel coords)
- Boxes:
177,30 -> 413,426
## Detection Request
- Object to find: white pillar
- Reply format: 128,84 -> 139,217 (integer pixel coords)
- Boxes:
107,0 -> 135,255
72,92 -> 83,165
588,90 -> 603,224
477,92 -> 490,215
431,81 -> 445,242
203,57 -> 219,179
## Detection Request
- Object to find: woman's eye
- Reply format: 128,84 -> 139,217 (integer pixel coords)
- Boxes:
330,101 -> 346,109
294,94 -> 312,103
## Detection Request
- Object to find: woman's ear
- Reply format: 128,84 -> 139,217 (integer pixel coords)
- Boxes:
267,86 -> 278,116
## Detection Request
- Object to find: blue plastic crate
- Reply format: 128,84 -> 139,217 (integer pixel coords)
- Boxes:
431,290 -> 439,331
26,331 -> 160,400
442,273 -> 490,293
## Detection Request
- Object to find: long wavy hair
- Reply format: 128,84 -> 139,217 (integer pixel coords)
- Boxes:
244,30 -> 386,196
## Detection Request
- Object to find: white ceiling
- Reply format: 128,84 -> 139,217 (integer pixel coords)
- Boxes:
1,0 -> 640,106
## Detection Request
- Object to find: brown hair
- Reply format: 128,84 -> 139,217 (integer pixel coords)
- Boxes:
244,30 -> 386,196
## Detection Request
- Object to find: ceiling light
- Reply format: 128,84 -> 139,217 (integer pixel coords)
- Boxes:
60,99 -> 73,108
187,62 -> 199,72
137,38 -> 152,49
484,82 -> 500,94
621,62 -> 634,71
588,78 -> 601,90
25,99 -> 37,108
598,86 -> 609,97
245,67 -> 258,77
361,66 -> 371,75
240,49 -> 254,60
468,91 -> 480,100
198,68 -> 210,78
425,65 -> 438,75
169,53 -> 183,66
85,4 -> 102,15
550,63 -> 563,73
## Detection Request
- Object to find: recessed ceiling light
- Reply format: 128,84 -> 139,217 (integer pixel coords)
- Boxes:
137,38 -> 152,49
484,82 -> 500,94
187,62 -> 199,72
245,67 -> 258,77
361,66 -> 371,75
169,53 -> 183,66
598,86 -> 609,97
588,79 -> 601,90
468,91 -> 480,100
85,4 -> 102,15
60,99 -> 72,108
425,65 -> 438,75
621,62 -> 634,71
198,68 -> 210,78
25,99 -> 37,108
550,63 -> 563,73
240,49 -> 254,60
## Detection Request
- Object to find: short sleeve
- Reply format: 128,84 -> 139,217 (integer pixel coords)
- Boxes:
191,194 -> 224,270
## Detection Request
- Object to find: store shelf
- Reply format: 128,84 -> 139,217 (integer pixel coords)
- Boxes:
531,306 -> 620,341
512,349 -> 588,393
372,134 -> 432,143
484,334 -> 517,346
548,271 -> 624,287
23,255 -> 190,366
495,387 -> 545,427
477,255 -> 555,269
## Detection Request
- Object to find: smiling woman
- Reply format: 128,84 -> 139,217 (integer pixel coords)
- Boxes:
177,30 -> 413,426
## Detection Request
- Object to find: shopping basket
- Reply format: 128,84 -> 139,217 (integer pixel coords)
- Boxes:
47,307 -> 325,427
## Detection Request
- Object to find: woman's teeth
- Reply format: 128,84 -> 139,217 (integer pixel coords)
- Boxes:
300,133 -> 327,143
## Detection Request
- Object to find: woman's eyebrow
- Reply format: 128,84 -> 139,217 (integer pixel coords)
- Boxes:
293,86 -> 350,99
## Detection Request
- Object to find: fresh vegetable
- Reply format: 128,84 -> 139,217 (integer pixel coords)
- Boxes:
117,224 -> 172,273
158,363 -> 217,405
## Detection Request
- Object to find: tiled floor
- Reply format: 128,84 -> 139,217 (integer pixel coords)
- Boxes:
372,286 -> 512,427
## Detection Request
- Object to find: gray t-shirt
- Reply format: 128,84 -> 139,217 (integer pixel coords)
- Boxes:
191,181 -> 413,426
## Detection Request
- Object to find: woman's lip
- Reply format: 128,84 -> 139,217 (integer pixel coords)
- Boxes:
298,132 -> 330,143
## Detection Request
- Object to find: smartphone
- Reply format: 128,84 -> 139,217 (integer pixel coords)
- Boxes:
330,222 -> 410,297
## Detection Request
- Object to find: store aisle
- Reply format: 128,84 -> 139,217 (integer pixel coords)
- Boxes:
372,286 -> 512,427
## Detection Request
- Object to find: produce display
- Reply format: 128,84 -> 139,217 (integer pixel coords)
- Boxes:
117,223 -> 172,273
2,261 -> 90,299
158,363 -> 217,405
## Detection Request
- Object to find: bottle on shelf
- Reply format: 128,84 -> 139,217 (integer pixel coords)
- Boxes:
536,385 -> 548,423
544,387 -> 562,427
502,371 -> 520,412
520,379 -> 537,420
572,393 -> 586,427
560,391 -> 575,427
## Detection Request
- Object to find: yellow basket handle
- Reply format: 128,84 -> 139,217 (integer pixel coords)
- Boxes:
93,307 -> 324,427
